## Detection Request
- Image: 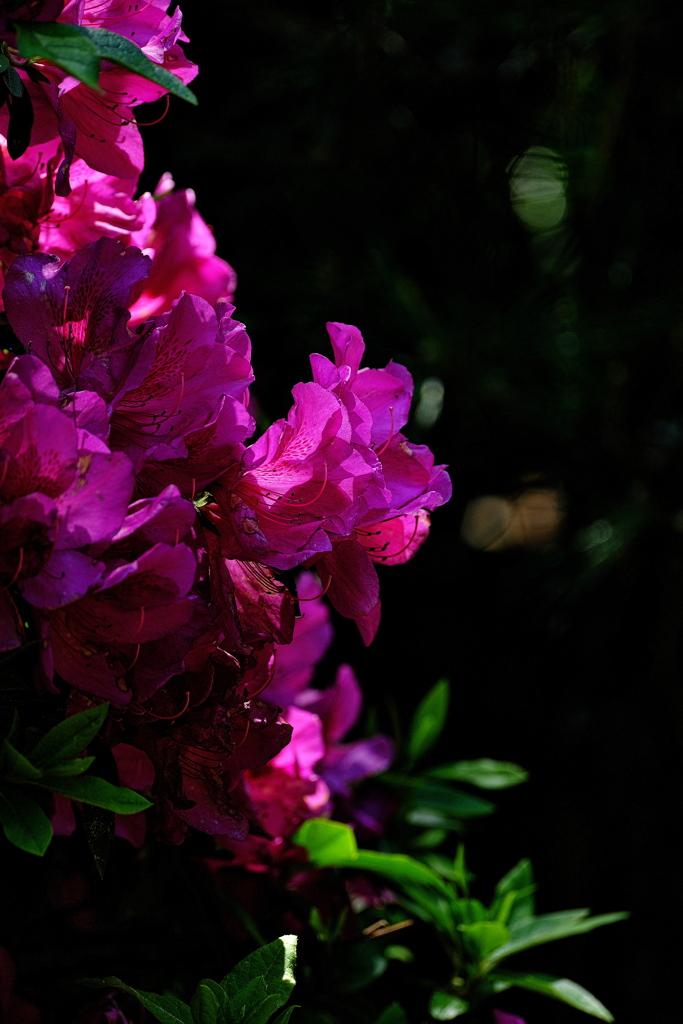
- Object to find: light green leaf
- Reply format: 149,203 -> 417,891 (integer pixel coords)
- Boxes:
30,703 -> 108,769
14,21 -> 102,90
353,850 -> 452,896
78,978 -> 193,1024
428,758 -> 528,789
0,784 -> 52,855
405,678 -> 449,767
293,818 -> 358,865
2,739 -> 42,780
458,920 -> 510,959
486,910 -> 629,964
80,27 -> 197,105
221,935 -> 297,1024
429,991 -> 469,1020
491,969 -> 615,1021
34,774 -> 152,814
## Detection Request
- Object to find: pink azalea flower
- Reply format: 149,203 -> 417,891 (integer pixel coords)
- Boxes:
128,173 -> 237,324
492,1012 -> 527,1024
207,379 -> 386,570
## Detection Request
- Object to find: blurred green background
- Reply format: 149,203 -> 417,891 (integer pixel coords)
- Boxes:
138,1 -> 683,1020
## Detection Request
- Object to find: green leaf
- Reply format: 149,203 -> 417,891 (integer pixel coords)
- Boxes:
34,774 -> 152,814
405,678 -> 449,767
190,980 -> 223,1024
408,782 -> 496,819
44,756 -> 96,777
429,991 -> 469,1020
353,850 -> 452,897
30,703 -> 108,770
493,858 -> 535,924
79,27 -> 197,105
0,784 -> 52,856
5,65 -> 24,97
490,969 -> 615,1021
221,935 -> 297,1024
0,54 -> 10,74
375,1004 -> 409,1024
458,921 -> 510,959
270,1008 -> 298,1024
14,21 -> 102,91
78,978 -> 193,1024
2,739 -> 42,781
428,758 -> 528,789
293,818 -> 359,865
486,910 -> 629,964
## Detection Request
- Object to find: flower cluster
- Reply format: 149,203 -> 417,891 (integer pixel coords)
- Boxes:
1,0 -> 449,848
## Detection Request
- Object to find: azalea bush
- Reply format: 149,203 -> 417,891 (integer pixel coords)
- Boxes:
0,2 -> 629,1023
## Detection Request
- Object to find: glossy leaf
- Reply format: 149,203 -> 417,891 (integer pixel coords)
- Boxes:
0,784 -> 52,856
270,1008 -> 298,1024
293,817 -> 358,864
409,782 -> 496,818
29,703 -> 108,769
34,774 -> 152,814
493,858 -> 535,924
429,991 -> 469,1020
428,758 -> 528,789
405,678 -> 449,767
220,935 -> 297,1024
353,850 -> 452,897
78,978 -> 193,1024
80,27 -> 197,105
491,969 -> 615,1021
14,21 -> 101,90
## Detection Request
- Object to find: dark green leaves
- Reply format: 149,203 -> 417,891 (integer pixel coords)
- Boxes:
0,784 -> 52,856
79,28 -> 197,104
221,934 -> 297,1024
14,21 -> 102,89
14,22 -> 197,104
80,935 -> 298,1024
79,979 -> 194,1024
0,704 -> 152,856
30,703 -> 108,769
405,678 -> 449,768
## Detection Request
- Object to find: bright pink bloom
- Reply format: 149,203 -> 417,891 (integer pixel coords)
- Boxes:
492,1013 -> 527,1024
128,173 -> 237,324
208,380 -> 386,570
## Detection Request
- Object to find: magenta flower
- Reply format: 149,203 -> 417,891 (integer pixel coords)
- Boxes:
128,173 -> 237,324
492,1012 -> 527,1024
208,379 -> 386,569
0,354 -> 135,648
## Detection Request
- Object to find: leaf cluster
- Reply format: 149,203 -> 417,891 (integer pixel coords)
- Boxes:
0,703 -> 151,856
386,680 -> 528,845
80,934 -> 298,1024
293,819 -> 627,1022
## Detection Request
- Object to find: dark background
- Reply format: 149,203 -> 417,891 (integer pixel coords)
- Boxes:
137,1 -> 683,1020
